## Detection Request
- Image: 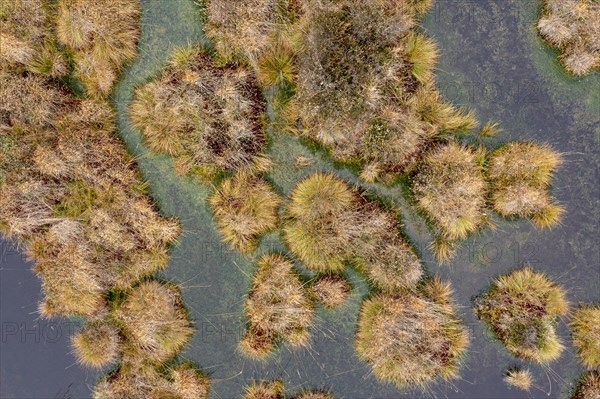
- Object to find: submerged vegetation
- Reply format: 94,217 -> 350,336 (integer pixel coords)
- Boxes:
240,253 -> 315,358
570,304 -> 600,369
209,171 -> 281,252
474,267 -> 569,363
538,0 -> 600,76
355,278 -> 469,388
0,0 -> 207,395
283,172 -> 423,291
130,45 -> 269,180
488,142 -> 563,228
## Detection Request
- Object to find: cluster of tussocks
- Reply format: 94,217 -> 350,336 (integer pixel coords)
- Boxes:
240,253 -> 315,358
208,171 -> 281,252
94,362 -> 210,399
570,304 -> 600,369
488,142 -> 563,228
283,172 -> 422,291
309,274 -> 351,308
355,277 -> 469,389
538,0 -> 600,76
56,0 -> 140,96
280,0 -> 475,182
130,46 -> 270,180
412,141 -> 488,260
474,267 -> 569,363
244,380 -> 334,399
504,368 -> 533,391
572,370 -> 600,399
203,0 -> 294,67
1,0 -> 207,395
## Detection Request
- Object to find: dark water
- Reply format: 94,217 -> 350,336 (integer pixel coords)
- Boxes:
1,0 -> 598,398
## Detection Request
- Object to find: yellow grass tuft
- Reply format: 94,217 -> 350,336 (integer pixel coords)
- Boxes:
572,370 -> 600,399
309,274 -> 351,308
209,172 -> 281,252
129,46 -> 268,176
56,0 -> 140,96
241,253 -> 315,358
71,321 -> 120,368
475,266 -> 569,363
570,304 -> 600,369
356,289 -> 469,388
504,368 -> 533,391
244,380 -> 285,399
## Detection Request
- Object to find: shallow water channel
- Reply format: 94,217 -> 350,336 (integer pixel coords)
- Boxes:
0,0 -> 598,398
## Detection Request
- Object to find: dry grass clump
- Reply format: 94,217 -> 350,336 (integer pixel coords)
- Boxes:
244,380 -> 285,399
570,304 -> 600,368
285,0 -> 476,182
488,142 -> 563,228
130,46 -> 269,178
474,267 -> 569,363
293,392 -> 335,399
0,0 -> 67,76
71,321 -> 120,368
309,274 -> 351,308
538,0 -> 600,75
412,142 -> 487,260
56,0 -> 140,96
241,253 -> 315,358
116,281 -> 194,365
504,368 -> 533,391
355,286 -> 469,388
572,370 -> 600,399
283,172 -> 422,291
93,363 -> 209,399
204,0 -> 289,67
209,172 -> 281,252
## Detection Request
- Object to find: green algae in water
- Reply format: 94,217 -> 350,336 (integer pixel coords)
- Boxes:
110,0 -> 600,398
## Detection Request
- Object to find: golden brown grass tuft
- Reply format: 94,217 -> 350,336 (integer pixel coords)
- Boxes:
56,0 -> 140,96
356,287 -> 469,388
474,266 -> 569,363
244,380 -> 285,399
284,172 -> 423,290
241,253 -> 315,358
504,368 -> 533,391
129,46 -> 269,177
116,281 -> 194,365
209,172 -> 281,252
570,304 -> 600,368
309,274 -> 351,308
412,141 -> 487,260
538,0 -> 600,76
572,370 -> 600,399
71,321 -> 120,368
488,142 -> 563,228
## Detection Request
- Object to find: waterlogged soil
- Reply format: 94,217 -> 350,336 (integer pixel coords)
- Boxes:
1,0 -> 598,398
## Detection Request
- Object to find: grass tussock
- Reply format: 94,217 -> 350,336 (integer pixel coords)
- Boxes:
355,285 -> 469,388
209,172 -> 281,252
204,0 -> 289,67
283,172 -> 422,291
570,304 -> 600,368
538,0 -> 600,75
504,368 -> 533,391
116,281 -> 194,366
244,380 -> 285,399
309,274 -> 351,308
572,370 -> 600,399
488,142 -> 563,228
130,46 -> 269,178
286,0 -> 474,182
56,0 -> 140,96
71,321 -> 120,368
241,253 -> 315,358
412,141 -> 487,260
474,267 -> 569,363
93,362 -> 209,399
